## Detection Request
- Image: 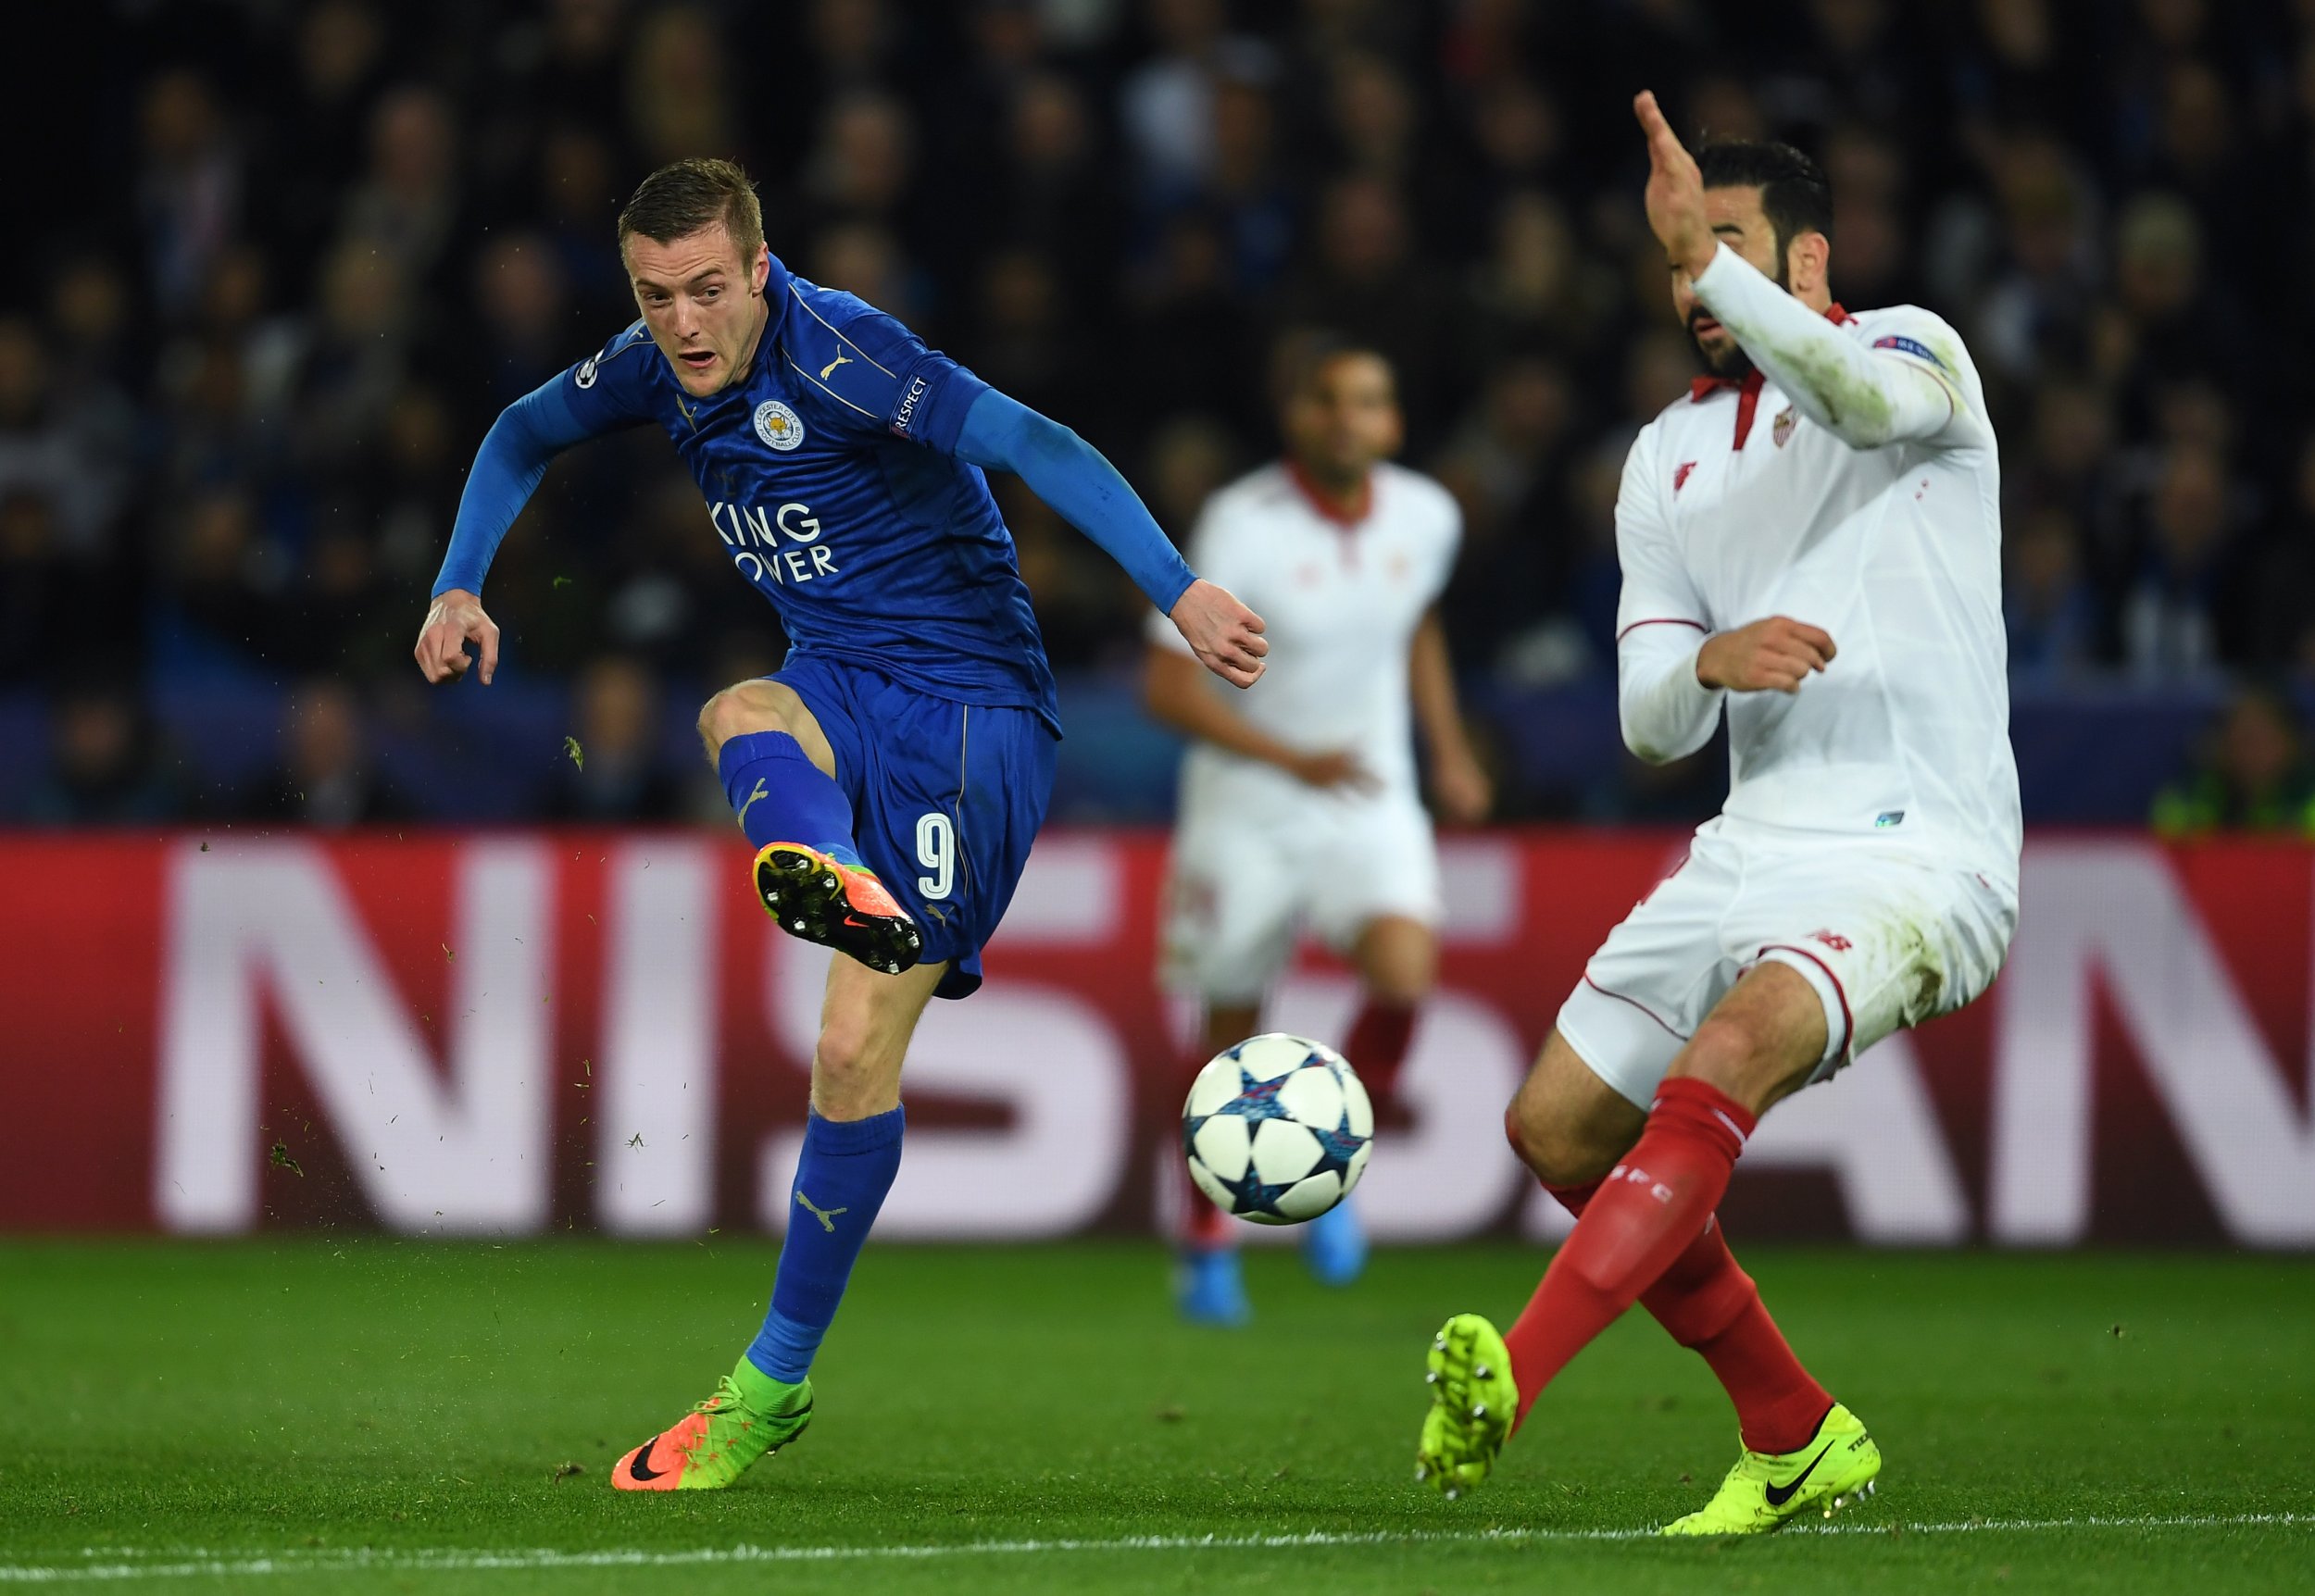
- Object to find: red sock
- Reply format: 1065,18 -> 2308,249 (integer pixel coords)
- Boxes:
1342,1000 -> 1418,1104
1545,1180 -> 1831,1455
1503,1078 -> 1756,1427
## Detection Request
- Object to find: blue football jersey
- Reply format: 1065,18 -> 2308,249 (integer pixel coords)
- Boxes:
560,259 -> 1058,729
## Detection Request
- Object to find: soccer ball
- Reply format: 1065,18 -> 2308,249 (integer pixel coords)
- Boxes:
1182,1032 -> 1373,1225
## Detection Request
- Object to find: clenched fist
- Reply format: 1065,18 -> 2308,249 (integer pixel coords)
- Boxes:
1169,579 -> 1268,689
1696,616 -> 1836,694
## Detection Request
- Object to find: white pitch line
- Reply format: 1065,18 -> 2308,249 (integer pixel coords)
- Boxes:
3,1514 -> 2309,1584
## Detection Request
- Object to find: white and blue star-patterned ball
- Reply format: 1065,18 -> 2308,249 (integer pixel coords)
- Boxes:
1182,1032 -> 1373,1225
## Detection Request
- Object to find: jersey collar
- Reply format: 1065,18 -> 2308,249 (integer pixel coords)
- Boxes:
1688,303 -> 1847,448
1285,458 -> 1373,529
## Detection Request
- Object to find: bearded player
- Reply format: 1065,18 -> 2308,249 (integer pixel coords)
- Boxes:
1413,96 -> 2020,1532
413,159 -> 1265,1490
1145,342 -> 1491,1323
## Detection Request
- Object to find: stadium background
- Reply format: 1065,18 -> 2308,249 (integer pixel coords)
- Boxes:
3,0 -> 2313,1248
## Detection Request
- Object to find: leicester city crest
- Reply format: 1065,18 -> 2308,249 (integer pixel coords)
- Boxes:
754,399 -> 806,452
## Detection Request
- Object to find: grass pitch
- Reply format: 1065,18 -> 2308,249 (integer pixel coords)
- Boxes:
2,1240 -> 2309,1592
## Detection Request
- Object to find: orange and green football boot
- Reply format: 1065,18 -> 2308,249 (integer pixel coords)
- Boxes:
1658,1403 -> 1882,1535
754,842 -> 922,975
610,1358 -> 813,1492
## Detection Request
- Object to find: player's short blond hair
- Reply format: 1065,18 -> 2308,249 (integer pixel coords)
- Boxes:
616,158 -> 766,265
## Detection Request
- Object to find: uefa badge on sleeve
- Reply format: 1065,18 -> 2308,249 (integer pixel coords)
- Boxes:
755,399 -> 806,452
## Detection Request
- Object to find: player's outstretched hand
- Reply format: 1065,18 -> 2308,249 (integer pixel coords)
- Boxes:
1170,579 -> 1268,689
1633,90 -> 1716,279
414,588 -> 500,685
1696,616 -> 1836,695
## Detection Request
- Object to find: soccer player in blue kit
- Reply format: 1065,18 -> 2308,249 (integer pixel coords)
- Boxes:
412,159 -> 1268,1491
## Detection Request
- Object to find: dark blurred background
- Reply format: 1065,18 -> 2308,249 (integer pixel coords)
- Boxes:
6,0 -> 2314,834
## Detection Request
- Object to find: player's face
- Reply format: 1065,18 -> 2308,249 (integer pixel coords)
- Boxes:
625,225 -> 772,397
1673,184 -> 1786,377
1283,354 -> 1402,483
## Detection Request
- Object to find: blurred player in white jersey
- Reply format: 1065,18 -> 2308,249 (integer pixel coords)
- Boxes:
1145,342 -> 1492,1324
1415,98 -> 2020,1533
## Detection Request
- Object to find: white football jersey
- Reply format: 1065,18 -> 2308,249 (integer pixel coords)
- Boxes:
1152,461 -> 1460,820
1616,244 -> 2021,886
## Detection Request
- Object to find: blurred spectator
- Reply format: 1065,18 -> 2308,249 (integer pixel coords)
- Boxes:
137,69 -> 242,320
627,6 -> 739,170
0,317 -> 134,555
1279,176 -> 1457,442
2152,689 -> 2315,838
2004,507 -> 2102,680
339,86 -> 464,297
165,490 -> 277,670
1126,212 -> 1262,437
468,233 -> 574,410
2122,442 -> 2244,680
243,680 -> 413,829
2247,430 -> 2315,674
0,493 -> 113,688
18,1 -> 2315,828
23,686 -> 184,825
1120,0 -> 1264,200
544,656 -> 685,821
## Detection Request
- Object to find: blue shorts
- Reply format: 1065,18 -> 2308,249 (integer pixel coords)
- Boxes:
771,654 -> 1058,1000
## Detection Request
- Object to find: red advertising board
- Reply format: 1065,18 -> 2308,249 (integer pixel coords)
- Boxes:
2,830 -> 2309,1245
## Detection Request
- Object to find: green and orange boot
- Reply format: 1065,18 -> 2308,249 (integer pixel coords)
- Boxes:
610,1358 -> 813,1492
754,842 -> 922,975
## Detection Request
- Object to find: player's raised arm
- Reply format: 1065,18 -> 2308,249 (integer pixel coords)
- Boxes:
953,389 -> 1267,688
1632,90 -> 1981,453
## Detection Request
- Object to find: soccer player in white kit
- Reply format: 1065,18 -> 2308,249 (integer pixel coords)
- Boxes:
1144,342 -> 1492,1324
1415,95 -> 2021,1534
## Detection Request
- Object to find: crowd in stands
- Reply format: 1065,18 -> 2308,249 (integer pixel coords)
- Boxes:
6,0 -> 2315,829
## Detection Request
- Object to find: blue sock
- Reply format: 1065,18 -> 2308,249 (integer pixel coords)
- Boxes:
718,730 -> 864,869
746,1106 -> 906,1383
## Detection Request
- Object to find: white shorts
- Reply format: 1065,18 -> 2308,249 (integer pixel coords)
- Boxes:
1556,822 -> 2017,1110
1161,792 -> 1442,1004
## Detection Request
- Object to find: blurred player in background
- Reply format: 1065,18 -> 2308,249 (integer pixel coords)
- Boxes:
1145,341 -> 1492,1325
413,159 -> 1266,1490
1415,97 -> 2020,1531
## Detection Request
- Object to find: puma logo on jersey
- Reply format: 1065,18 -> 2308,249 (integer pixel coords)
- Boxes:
1673,460 -> 1696,492
795,1191 -> 849,1232
1808,929 -> 1854,952
819,353 -> 854,380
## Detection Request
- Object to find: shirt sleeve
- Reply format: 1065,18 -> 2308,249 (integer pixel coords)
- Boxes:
782,299 -> 992,455
1613,428 -> 1725,765
955,389 -> 1198,613
1689,243 -> 1990,453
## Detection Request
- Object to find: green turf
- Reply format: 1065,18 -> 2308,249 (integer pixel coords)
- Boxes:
2,1241 -> 2309,1592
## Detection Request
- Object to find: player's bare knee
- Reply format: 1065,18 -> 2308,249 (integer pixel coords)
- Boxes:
1364,968 -> 1430,1008
809,1013 -> 893,1119
1512,1110 -> 1624,1188
696,680 -> 791,759
1354,918 -> 1435,1005
1675,1010 -> 1779,1099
